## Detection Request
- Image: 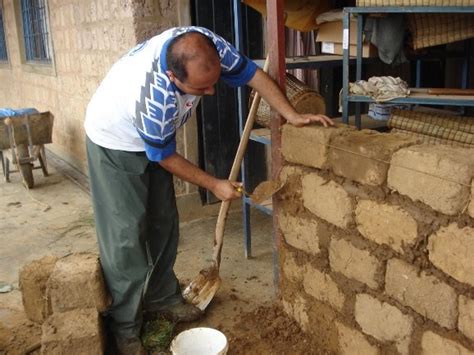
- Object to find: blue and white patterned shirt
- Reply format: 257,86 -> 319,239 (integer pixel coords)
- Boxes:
85,26 -> 257,161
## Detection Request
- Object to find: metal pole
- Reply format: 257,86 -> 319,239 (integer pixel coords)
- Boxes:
342,10 -> 350,124
267,0 -> 285,297
232,0 -> 252,258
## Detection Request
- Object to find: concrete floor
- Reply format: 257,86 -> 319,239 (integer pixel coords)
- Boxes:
0,153 -> 276,330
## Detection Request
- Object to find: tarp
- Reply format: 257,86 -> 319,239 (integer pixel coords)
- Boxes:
0,108 -> 39,118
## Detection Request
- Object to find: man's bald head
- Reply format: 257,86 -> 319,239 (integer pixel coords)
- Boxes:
166,32 -> 220,83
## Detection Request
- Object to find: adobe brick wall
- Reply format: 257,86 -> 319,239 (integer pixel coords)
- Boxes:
0,0 -> 197,199
279,123 -> 474,354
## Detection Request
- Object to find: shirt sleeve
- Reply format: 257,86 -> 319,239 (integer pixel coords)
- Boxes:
220,55 -> 258,88
133,68 -> 179,162
142,135 -> 176,161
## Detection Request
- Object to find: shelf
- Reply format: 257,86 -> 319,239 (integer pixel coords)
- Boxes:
253,55 -> 383,69
250,128 -> 271,145
345,6 -> 474,14
341,6 -> 474,123
348,89 -> 474,106
255,52 -> 466,70
243,196 -> 273,216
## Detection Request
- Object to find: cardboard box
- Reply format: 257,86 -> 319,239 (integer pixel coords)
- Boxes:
320,42 -> 378,57
316,20 -> 378,58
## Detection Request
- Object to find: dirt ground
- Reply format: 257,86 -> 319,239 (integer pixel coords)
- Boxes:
0,154 -> 316,354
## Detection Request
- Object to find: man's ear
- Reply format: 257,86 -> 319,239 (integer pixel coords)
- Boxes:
166,70 -> 176,82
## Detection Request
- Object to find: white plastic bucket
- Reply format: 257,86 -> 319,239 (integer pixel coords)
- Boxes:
170,327 -> 228,355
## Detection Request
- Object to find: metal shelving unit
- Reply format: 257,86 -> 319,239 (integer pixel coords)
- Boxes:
341,6 -> 474,127
234,0 -> 355,259
240,53 -> 366,256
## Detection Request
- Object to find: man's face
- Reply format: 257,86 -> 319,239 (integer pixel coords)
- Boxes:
167,59 -> 221,96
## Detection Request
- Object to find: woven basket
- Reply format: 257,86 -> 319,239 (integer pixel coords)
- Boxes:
407,13 -> 474,49
388,109 -> 474,147
357,0 -> 474,6
251,73 -> 326,128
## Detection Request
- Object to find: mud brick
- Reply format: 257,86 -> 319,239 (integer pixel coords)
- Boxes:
459,295 -> 474,342
40,308 -> 104,354
282,123 -> 352,169
428,223 -> 474,287
47,253 -> 110,313
336,321 -> 379,355
282,296 -> 309,332
355,200 -> 418,253
302,173 -> 353,229
355,293 -> 413,355
282,249 -> 305,284
421,331 -> 474,354
385,258 -> 457,329
279,212 -> 322,255
388,144 -> 474,215
329,238 -> 381,289
303,264 -> 345,312
19,256 -> 58,323
329,130 -> 417,186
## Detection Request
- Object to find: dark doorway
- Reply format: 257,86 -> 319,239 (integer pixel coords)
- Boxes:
191,0 -> 264,204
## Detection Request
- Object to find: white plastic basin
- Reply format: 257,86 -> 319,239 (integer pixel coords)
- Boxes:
170,327 -> 228,355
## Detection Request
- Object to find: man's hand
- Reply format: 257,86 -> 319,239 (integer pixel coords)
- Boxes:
286,113 -> 335,128
211,180 -> 242,201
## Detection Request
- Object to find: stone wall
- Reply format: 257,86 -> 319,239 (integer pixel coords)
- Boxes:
0,0 -> 198,200
279,123 -> 474,354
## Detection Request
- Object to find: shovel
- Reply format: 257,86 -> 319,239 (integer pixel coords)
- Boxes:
236,180 -> 284,205
183,57 -> 282,311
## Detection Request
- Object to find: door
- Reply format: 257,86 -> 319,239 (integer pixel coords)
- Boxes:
192,0 -> 264,203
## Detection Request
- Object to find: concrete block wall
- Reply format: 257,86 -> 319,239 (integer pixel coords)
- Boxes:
279,123 -> 474,354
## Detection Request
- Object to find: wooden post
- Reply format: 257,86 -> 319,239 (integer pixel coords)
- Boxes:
266,0 -> 285,297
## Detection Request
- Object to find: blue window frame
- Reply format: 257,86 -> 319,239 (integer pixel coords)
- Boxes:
20,0 -> 51,63
0,1 -> 7,61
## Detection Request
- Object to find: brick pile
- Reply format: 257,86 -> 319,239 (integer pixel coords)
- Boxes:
0,253 -> 109,354
279,123 -> 474,354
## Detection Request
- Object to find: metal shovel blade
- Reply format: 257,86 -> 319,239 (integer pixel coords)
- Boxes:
183,264 -> 222,311
248,180 -> 285,205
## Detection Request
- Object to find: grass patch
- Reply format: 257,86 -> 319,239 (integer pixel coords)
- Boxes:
77,213 -> 95,227
141,317 -> 175,352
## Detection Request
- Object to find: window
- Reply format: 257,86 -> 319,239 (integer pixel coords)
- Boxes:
0,1 -> 7,61
20,0 -> 51,63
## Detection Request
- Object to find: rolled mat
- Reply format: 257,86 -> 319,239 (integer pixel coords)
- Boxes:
357,0 -> 474,6
391,129 -> 473,149
407,13 -> 474,49
388,109 -> 474,147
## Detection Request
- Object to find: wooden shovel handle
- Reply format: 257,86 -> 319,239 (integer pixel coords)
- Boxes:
212,56 -> 270,267
427,88 -> 474,96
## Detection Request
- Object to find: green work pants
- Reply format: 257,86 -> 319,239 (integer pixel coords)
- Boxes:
86,137 -> 182,338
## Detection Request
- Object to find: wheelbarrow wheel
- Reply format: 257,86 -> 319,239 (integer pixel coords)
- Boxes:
16,145 -> 34,188
20,163 -> 34,188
